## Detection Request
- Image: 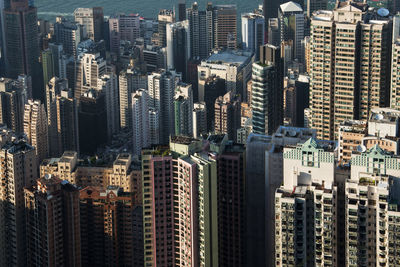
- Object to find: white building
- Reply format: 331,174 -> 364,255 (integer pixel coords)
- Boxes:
241,13 -> 265,57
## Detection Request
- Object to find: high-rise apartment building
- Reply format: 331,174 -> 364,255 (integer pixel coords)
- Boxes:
4,0 -> 40,98
193,102 -> 207,138
310,3 -> 392,140
78,89 -> 107,155
279,1 -> 304,62
74,52 -> 106,101
275,138 -> 337,267
158,9 -> 175,47
0,77 -> 24,133
24,99 -> 48,165
119,67 -> 147,129
166,20 -> 190,80
74,7 -> 104,41
186,2 -> 209,59
108,13 -> 140,54
245,127 -> 316,267
80,186 -> 142,266
132,89 -> 149,156
54,17 -> 82,57
0,138 -> 37,266
24,175 -> 81,266
241,13 -> 265,59
98,73 -> 119,139
214,91 -> 241,141
174,83 -> 193,136
148,70 -> 181,144
252,44 -> 283,135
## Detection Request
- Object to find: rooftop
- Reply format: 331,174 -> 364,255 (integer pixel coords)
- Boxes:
205,50 -> 253,66
280,1 -> 303,13
369,108 -> 400,124
171,136 -> 200,145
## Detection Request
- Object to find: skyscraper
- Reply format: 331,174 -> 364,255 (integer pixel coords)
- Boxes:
148,70 -> 180,144
74,7 -> 104,42
306,0 -> 328,17
108,13 -> 140,54
310,3 -> 392,140
278,1 -> 305,62
131,89 -> 150,156
252,44 -> 283,135
178,0 -> 186,21
24,175 -> 81,266
214,5 -> 237,49
241,13 -> 265,58
0,77 -> 24,133
23,99 -> 48,165
74,52 -> 106,101
98,73 -> 119,139
214,91 -> 241,141
192,102 -> 207,138
54,17 -> 82,58
174,83 -> 193,136
4,0 -> 40,98
78,89 -> 107,155
0,138 -> 37,266
186,2 -> 209,59
166,20 -> 190,81
158,9 -> 175,47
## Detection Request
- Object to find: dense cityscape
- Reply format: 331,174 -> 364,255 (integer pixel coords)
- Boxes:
1,0 -> 400,266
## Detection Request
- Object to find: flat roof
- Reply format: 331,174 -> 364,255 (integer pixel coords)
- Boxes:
206,50 -> 252,66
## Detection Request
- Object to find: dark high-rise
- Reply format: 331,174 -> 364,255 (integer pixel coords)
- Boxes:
178,0 -> 186,21
4,0 -> 40,98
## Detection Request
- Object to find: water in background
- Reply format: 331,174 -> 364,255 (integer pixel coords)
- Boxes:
36,0 -> 261,21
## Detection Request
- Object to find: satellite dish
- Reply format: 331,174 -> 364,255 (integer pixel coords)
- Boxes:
375,114 -> 384,121
377,8 -> 389,17
357,145 -> 367,153
288,130 -> 297,137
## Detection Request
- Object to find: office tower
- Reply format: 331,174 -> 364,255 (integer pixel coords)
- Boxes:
74,7 -> 104,41
214,91 -> 241,141
310,3 -> 392,140
132,89 -> 149,156
275,138 -> 337,266
42,49 -> 55,86
198,49 -> 253,99
252,44 -> 283,135
3,0 -> 40,99
78,89 -> 107,155
98,73 -> 119,139
267,18 -> 280,46
186,2 -> 209,59
174,83 -> 193,136
80,186 -> 142,266
166,20 -> 190,81
108,14 -> 140,54
213,5 -> 237,49
178,0 -> 186,21
198,75 -> 226,131
306,0 -> 328,18
24,99 -> 48,164
143,45 -> 168,72
158,9 -> 175,47
56,89 -> 79,156
0,77 -> 24,133
193,102 -> 207,138
245,127 -> 316,266
142,148 -> 175,266
279,1 -> 304,62
54,17 -> 82,57
264,0 -> 303,23
0,138 -> 37,266
345,146 -> 400,266
119,67 -> 147,130
241,13 -> 265,58
148,70 -> 180,144
24,176 -> 81,266
74,52 -> 106,101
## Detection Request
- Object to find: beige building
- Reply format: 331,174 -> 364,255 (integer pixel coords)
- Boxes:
24,99 -> 48,165
310,2 -> 392,140
40,151 -> 141,193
